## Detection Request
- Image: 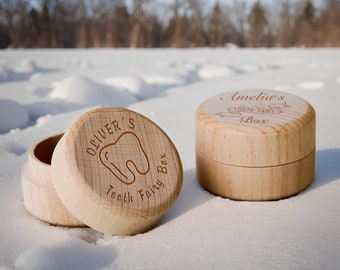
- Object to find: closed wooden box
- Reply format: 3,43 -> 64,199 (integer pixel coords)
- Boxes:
196,89 -> 315,200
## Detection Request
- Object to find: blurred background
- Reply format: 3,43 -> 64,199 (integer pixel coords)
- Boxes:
0,0 -> 339,49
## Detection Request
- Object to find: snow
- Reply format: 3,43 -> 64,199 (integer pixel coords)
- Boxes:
298,80 -> 325,89
49,75 -> 136,106
197,64 -> 234,79
0,99 -> 29,134
1,48 -> 340,269
102,75 -> 151,100
15,239 -> 115,270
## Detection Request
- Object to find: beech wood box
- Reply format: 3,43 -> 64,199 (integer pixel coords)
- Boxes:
21,134 -> 84,226
21,107 -> 183,235
195,89 -> 316,201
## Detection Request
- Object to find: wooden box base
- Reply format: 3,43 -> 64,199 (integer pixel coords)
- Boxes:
196,150 -> 315,201
21,134 -> 83,226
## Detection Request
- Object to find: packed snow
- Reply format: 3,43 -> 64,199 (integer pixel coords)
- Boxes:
1,48 -> 340,269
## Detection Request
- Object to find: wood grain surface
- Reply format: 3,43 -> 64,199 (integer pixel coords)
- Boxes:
21,134 -> 84,226
51,107 -> 183,235
196,89 -> 316,200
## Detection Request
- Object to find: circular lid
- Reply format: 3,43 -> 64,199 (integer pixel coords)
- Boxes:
51,107 -> 183,235
196,89 -> 315,167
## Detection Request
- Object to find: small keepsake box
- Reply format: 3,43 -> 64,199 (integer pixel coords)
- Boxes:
21,134 -> 84,226
22,107 -> 183,235
196,89 -> 315,201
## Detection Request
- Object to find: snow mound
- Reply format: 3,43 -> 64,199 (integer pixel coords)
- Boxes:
103,75 -> 151,100
224,43 -> 239,49
15,60 -> 41,73
50,75 -> 105,105
50,75 -> 136,107
238,64 -> 261,73
197,65 -> 234,79
15,239 -> 116,270
0,99 -> 29,134
143,75 -> 185,86
298,80 -> 325,89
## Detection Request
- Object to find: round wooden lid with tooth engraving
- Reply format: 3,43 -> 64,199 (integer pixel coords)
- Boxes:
51,107 -> 183,235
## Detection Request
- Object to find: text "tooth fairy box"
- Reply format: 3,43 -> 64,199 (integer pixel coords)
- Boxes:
22,107 -> 183,235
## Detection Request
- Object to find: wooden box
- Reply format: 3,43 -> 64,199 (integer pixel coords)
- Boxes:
22,107 -> 183,235
196,89 -> 316,200
21,134 -> 84,226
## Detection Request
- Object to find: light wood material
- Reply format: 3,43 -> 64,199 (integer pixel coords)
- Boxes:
197,150 -> 315,201
51,107 -> 183,235
21,134 -> 84,226
196,89 -> 316,200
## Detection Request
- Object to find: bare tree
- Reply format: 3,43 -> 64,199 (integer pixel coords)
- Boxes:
168,0 -> 189,47
208,2 -> 223,47
144,5 -> 164,47
106,1 -> 130,47
0,1 -> 11,48
168,0 -> 207,47
317,0 -> 340,46
292,0 -> 316,46
248,1 -> 268,47
229,0 -> 247,47
276,1 -> 293,47
51,0 -> 77,48
1,0 -> 340,49
76,0 -> 89,47
186,0 -> 206,46
88,0 -> 112,47
39,0 -> 52,48
0,0 -> 30,47
130,0 -> 149,48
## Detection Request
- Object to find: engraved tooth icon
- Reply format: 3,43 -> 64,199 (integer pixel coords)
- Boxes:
99,132 -> 150,185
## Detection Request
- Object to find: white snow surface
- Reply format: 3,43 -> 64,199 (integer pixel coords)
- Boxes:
1,48 -> 340,269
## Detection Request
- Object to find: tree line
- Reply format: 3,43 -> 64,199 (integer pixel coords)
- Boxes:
0,0 -> 340,49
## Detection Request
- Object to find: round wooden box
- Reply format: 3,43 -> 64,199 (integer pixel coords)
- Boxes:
50,107 -> 183,235
196,89 -> 316,201
21,134 -> 84,226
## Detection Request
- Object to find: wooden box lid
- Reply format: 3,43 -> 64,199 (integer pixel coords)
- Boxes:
51,107 -> 183,235
196,89 -> 315,167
